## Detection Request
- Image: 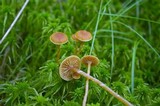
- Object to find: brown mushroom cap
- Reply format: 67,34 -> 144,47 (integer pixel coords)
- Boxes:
81,55 -> 99,66
71,34 -> 79,41
75,30 -> 92,42
50,32 -> 68,45
59,55 -> 81,81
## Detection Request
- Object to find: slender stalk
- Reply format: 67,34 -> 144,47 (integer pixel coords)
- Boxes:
73,69 -> 133,106
115,21 -> 160,58
56,45 -> 61,63
76,42 -> 84,55
131,42 -> 138,94
136,0 -> 139,18
83,62 -> 91,106
90,0 -> 103,55
73,42 -> 78,55
108,7 -> 114,81
0,0 -> 30,44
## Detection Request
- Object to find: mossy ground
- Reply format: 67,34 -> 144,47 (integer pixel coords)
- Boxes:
0,0 -> 160,106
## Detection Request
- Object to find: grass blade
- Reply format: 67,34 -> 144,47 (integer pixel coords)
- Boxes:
89,0 -> 103,55
108,7 -> 114,81
131,42 -> 138,94
0,0 -> 30,44
115,21 -> 160,58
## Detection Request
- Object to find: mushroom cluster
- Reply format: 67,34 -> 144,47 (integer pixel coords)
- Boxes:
49,31 -> 133,106
59,55 -> 133,106
50,30 -> 92,62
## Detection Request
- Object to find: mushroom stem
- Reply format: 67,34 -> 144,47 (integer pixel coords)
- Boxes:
77,42 -> 84,55
83,62 -> 92,106
74,42 -> 84,55
56,45 -> 61,63
73,69 -> 133,106
74,43 -> 79,55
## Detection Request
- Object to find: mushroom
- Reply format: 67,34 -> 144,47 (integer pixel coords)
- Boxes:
75,30 -> 92,42
71,34 -> 79,42
72,30 -> 92,55
81,55 -> 99,106
50,32 -> 68,62
59,55 -> 81,81
59,55 -> 133,106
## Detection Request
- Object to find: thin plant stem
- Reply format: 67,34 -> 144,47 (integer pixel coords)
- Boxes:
111,0 -> 142,22
101,13 -> 160,24
0,0 -> 30,44
73,40 -> 78,55
136,0 -> 140,18
108,7 -> 114,82
83,62 -> 91,106
72,69 -> 133,106
148,22 -> 152,36
89,0 -> 103,55
131,42 -> 138,94
115,21 -> 160,58
56,45 -> 61,63
77,42 -> 84,55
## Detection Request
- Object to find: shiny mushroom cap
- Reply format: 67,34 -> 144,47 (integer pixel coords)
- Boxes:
59,55 -> 81,81
50,32 -> 68,45
81,55 -> 99,66
75,30 -> 92,42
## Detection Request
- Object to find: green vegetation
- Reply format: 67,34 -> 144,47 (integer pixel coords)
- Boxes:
0,0 -> 160,105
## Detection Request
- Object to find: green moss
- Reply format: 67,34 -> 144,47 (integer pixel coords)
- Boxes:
0,0 -> 160,105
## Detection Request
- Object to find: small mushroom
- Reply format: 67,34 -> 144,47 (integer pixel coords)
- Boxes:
81,55 -> 99,66
73,30 -> 92,55
59,56 -> 133,106
71,34 -> 79,42
75,30 -> 92,42
59,55 -> 81,81
50,32 -> 68,62
81,55 -> 99,106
